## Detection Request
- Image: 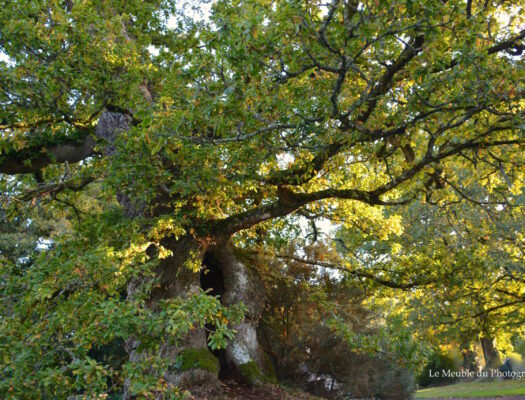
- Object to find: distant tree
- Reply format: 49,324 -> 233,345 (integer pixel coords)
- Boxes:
335,197 -> 524,370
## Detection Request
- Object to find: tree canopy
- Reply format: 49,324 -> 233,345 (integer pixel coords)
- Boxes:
0,0 -> 523,399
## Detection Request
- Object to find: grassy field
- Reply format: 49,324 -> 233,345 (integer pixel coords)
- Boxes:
415,379 -> 525,398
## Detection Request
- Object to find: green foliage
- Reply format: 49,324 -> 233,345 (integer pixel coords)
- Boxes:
0,0 -> 524,398
0,208 -> 244,398
336,192 -> 524,369
417,351 -> 461,387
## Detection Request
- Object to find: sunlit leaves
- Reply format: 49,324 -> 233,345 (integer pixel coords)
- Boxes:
0,0 -> 524,397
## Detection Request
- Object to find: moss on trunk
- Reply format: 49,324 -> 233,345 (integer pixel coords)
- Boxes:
238,360 -> 265,386
179,348 -> 220,374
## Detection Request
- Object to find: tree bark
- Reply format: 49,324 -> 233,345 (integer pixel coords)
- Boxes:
480,333 -> 501,370
206,243 -> 267,385
460,342 -> 477,371
91,111 -> 218,397
123,236 -> 217,399
123,238 -> 270,397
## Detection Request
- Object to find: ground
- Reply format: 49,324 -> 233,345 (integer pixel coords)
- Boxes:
415,379 -> 525,399
182,378 -> 525,400
187,380 -> 323,400
416,397 -> 525,400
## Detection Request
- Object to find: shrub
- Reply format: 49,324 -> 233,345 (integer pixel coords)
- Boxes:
417,351 -> 459,387
257,251 -> 415,399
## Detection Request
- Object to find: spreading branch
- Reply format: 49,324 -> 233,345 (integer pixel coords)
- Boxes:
18,175 -> 96,202
269,253 -> 434,290
0,131 -> 96,174
214,137 -> 522,238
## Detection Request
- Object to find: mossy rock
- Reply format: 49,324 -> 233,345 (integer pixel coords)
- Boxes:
178,348 -> 219,374
239,360 -> 265,386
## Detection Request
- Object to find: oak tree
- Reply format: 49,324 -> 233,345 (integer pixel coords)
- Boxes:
0,0 -> 523,398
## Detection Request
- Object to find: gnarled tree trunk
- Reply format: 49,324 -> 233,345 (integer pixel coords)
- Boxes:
205,243 -> 267,385
123,238 -> 269,398
97,110 -> 269,397
123,236 -> 217,398
93,111 -> 218,397
480,333 -> 501,370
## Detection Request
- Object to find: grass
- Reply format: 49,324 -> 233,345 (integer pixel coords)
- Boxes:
415,379 -> 525,398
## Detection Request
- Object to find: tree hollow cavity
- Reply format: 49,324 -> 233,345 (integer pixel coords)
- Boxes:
200,251 -> 232,380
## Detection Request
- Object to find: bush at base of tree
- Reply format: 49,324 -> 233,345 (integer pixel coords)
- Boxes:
257,250 -> 416,400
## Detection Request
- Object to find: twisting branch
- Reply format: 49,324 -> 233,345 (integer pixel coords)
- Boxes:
214,135 -> 522,238
0,131 -> 96,174
211,183 -> 410,238
268,252 -> 434,290
18,175 -> 96,202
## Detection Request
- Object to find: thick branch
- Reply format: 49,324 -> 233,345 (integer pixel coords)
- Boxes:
0,110 -> 132,175
19,175 -> 96,201
487,29 -> 525,55
214,137 -> 522,238
0,131 -> 96,174
212,186 -> 407,238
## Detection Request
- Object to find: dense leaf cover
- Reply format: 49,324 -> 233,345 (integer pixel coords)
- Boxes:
0,0 -> 523,398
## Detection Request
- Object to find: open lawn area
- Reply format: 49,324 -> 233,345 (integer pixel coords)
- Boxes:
415,380 -> 525,398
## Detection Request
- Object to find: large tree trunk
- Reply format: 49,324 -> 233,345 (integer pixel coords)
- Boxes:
123,236 -> 218,399
96,110 -> 268,395
205,243 -> 267,385
123,239 -> 269,398
460,341 -> 477,372
94,111 -> 219,397
480,333 -> 501,370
